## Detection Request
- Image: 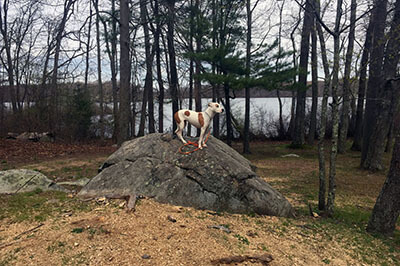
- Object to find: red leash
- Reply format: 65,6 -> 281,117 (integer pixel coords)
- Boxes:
178,130 -> 211,155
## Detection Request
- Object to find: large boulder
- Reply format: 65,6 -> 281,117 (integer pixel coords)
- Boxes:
79,133 -> 294,217
0,169 -> 67,194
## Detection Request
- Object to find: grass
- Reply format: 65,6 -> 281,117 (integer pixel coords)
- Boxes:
1,140 -> 399,265
0,189 -> 92,223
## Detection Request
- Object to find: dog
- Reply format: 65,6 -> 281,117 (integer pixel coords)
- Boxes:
174,102 -> 224,149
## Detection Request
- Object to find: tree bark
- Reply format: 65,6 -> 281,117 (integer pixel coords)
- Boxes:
361,0 -> 388,168
362,0 -> 400,170
367,111 -> 400,235
138,0 -> 155,136
93,0 -> 104,140
307,18 -> 318,145
326,0 -> 344,217
351,16 -> 373,151
292,0 -> 313,147
194,0 -> 202,137
166,0 -> 179,132
153,0 -> 164,133
338,0 -> 357,153
243,0 -> 252,153
118,0 -> 131,145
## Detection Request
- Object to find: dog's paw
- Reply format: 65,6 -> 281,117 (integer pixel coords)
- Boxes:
203,143 -> 208,148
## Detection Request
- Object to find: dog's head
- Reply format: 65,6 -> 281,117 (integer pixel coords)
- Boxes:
208,102 -> 224,113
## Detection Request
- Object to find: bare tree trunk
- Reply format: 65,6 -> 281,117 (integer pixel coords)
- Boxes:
154,0 -> 164,133
194,0 -> 202,137
118,0 -> 131,145
362,0 -> 400,170
307,18 -> 318,145
50,0 -> 76,133
243,0 -> 252,153
292,0 -> 313,147
84,1 -> 92,91
211,0 -> 219,138
326,0 -> 343,217
166,0 -> 179,132
338,0 -> 357,153
288,10 -> 300,140
316,0 -> 331,211
367,111 -> 400,235
138,0 -> 155,136
361,0 -> 388,168
0,0 -> 17,115
93,0 -> 104,139
351,17 -> 373,151
111,0 -> 119,140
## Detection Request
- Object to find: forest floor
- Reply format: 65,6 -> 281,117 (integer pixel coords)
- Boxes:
0,138 -> 399,265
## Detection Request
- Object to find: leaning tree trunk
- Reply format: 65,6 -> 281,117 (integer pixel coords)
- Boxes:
367,111 -> 400,235
338,0 -> 356,153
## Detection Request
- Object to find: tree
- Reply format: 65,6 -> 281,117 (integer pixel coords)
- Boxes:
138,0 -> 155,136
361,0 -> 388,169
118,0 -> 131,145
292,0 -> 313,147
351,15 -> 373,151
367,107 -> 400,235
338,0 -> 357,153
307,14 -> 318,145
165,0 -> 179,132
362,0 -> 400,170
93,0 -> 104,139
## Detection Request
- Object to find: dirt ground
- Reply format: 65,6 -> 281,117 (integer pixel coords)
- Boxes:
0,139 -> 399,265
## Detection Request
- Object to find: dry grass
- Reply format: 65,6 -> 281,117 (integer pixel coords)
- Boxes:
0,140 -> 399,266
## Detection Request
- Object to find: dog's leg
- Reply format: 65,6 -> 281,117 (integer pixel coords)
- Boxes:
198,127 -> 206,149
174,112 -> 187,144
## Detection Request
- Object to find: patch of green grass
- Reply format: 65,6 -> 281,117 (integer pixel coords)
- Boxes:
71,227 -> 84,234
61,251 -> 88,266
234,234 -> 250,245
0,190 -> 92,223
47,241 -> 67,254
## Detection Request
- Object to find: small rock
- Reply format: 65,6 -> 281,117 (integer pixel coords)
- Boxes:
312,212 -> 319,218
118,202 -> 126,208
74,242 -> 79,247
281,153 -> 300,158
142,254 -> 151,259
167,234 -> 173,240
167,215 -> 177,223
246,231 -> 257,237
208,225 -> 231,234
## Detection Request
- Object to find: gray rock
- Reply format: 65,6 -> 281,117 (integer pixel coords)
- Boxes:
57,177 -> 91,187
78,133 -> 294,217
0,169 -> 68,194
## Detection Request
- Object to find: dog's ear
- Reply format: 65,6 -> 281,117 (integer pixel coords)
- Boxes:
208,102 -> 212,107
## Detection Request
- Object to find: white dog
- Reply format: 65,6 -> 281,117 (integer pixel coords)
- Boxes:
174,102 -> 224,149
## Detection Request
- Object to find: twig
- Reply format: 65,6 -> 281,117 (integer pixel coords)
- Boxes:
0,223 -> 44,250
211,254 -> 273,265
